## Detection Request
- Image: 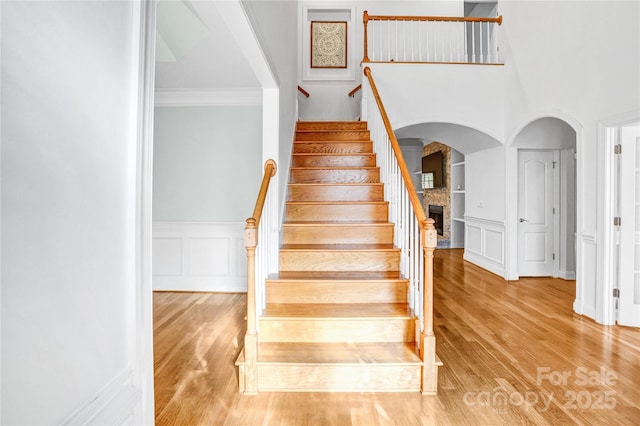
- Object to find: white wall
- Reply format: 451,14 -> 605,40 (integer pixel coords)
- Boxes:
153,106 -> 262,222
465,146 -> 505,222
502,0 -> 639,231
1,1 -> 145,424
152,105 -> 261,291
298,1 -> 464,121
241,0 -> 299,221
369,63 -> 505,143
501,1 -> 639,316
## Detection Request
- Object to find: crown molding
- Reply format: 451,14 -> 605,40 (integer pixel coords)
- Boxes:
154,88 -> 262,107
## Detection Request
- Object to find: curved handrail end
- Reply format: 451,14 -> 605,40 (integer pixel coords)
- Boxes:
348,84 -> 362,97
297,85 -> 310,98
264,159 -> 277,176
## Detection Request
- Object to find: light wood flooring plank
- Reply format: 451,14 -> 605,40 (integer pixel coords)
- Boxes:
154,250 -> 640,425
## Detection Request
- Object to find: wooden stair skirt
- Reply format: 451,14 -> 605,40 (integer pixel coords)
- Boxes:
237,121 -> 442,394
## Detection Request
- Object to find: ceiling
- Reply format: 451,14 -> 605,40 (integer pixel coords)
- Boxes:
154,0 -> 260,89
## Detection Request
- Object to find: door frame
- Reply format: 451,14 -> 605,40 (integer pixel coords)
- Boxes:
516,149 -> 560,277
597,110 -> 640,325
133,0 -> 157,423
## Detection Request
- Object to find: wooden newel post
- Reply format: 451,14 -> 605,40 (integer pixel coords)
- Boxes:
243,218 -> 258,394
363,10 -> 370,62
420,218 -> 438,394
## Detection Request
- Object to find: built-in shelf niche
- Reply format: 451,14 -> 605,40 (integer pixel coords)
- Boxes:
450,149 -> 465,248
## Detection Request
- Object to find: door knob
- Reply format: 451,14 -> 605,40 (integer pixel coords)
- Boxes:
519,218 -> 528,223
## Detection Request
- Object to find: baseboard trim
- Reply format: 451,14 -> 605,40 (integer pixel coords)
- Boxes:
559,270 -> 576,280
62,370 -> 140,426
463,251 -> 505,278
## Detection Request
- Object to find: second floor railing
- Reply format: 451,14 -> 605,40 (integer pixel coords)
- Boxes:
363,11 -> 503,65
242,159 -> 277,394
363,66 -> 439,393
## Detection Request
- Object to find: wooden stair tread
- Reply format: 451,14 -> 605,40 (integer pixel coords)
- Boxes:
296,121 -> 368,131
262,303 -> 412,318
283,220 -> 390,225
280,243 -> 397,250
282,222 -> 393,227
290,166 -> 379,170
257,342 -> 421,364
276,271 -> 402,279
291,152 -> 376,158
293,142 -> 373,145
288,183 -> 383,186
286,201 -> 388,205
267,271 -> 408,285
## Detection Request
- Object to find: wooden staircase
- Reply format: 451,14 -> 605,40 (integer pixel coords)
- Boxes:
237,121 -> 440,393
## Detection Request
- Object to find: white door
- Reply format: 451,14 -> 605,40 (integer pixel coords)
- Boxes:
518,150 -> 556,276
617,132 -> 640,327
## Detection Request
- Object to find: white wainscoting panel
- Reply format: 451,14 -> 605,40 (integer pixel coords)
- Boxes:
464,216 -> 506,277
575,233 -> 597,319
153,222 -> 247,292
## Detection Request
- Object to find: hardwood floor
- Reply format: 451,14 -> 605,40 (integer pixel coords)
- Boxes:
154,249 -> 640,425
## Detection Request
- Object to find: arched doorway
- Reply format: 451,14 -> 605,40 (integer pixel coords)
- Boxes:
395,122 -> 505,274
510,117 -> 577,279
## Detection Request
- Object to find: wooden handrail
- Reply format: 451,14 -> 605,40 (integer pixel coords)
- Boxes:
363,67 -> 426,227
364,67 -> 438,394
243,159 -> 277,394
249,159 -> 277,227
363,11 -> 503,64
297,85 -> 310,98
348,84 -> 362,97
365,12 -> 502,24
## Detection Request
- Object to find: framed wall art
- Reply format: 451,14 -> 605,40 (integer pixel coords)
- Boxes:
310,21 -> 347,69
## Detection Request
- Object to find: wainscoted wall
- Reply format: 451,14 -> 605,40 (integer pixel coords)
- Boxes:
575,233 -> 597,319
153,222 -> 247,292
464,216 -> 506,277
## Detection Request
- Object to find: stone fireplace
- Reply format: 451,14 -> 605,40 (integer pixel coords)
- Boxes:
422,142 -> 451,241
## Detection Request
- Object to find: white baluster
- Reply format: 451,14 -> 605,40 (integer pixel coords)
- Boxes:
425,21 -> 430,61
456,21 -> 460,62
479,21 -> 484,63
398,21 -> 407,62
464,21 -> 468,63
471,21 -> 476,63
411,21 -> 415,62
496,21 -> 500,63
370,21 -> 375,61
449,21 -> 453,62
418,21 -> 422,61
387,22 -> 391,61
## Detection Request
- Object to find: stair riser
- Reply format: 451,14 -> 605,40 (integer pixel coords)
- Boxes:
297,121 -> 368,131
290,168 -> 380,184
292,154 -> 376,168
293,142 -> 372,154
288,184 -> 384,202
259,318 -> 415,343
280,250 -> 400,272
282,224 -> 393,245
285,203 -> 389,222
265,281 -> 408,304
257,364 -> 421,392
296,131 -> 370,141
